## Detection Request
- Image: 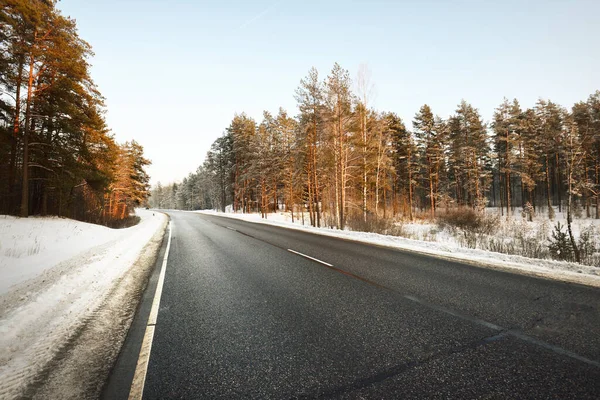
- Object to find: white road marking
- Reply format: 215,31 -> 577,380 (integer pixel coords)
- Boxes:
403,294 -> 504,331
226,226 -> 237,231
508,330 -> 600,368
286,247 -> 599,369
128,221 -> 173,400
287,249 -> 333,267
402,293 -> 600,368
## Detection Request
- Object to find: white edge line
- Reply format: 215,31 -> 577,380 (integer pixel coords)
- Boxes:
403,293 -> 600,368
287,249 -> 333,267
226,226 -> 237,231
128,221 -> 173,400
128,220 -> 600,375
508,330 -> 600,368
403,294 -> 505,331
286,251 -> 600,369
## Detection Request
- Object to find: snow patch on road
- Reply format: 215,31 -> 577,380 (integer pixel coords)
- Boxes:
0,209 -> 167,399
196,210 -> 600,288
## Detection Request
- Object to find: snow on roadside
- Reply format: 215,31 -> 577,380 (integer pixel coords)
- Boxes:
196,210 -> 600,288
1,215 -> 117,294
0,209 -> 167,399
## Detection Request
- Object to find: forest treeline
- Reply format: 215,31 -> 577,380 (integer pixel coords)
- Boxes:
152,63 -> 599,231
0,1 -> 151,225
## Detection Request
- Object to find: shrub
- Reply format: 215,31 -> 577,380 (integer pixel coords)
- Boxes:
522,202 -> 535,222
548,206 -> 555,220
548,222 -> 573,261
106,215 -> 141,229
577,225 -> 600,266
436,207 -> 498,235
346,212 -> 394,234
387,221 -> 409,237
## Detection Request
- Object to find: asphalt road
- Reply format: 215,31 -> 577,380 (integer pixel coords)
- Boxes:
111,210 -> 600,399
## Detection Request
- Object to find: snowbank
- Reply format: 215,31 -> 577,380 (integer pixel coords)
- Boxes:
1,215 -> 115,294
0,209 -> 167,399
196,210 -> 600,288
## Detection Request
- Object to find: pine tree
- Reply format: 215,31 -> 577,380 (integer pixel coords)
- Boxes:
276,108 -> 299,221
355,64 -> 376,222
413,104 -> 445,218
372,111 -> 394,217
387,112 -> 416,219
228,113 -> 257,213
535,99 -> 563,216
0,1 -> 134,224
519,108 -> 544,210
562,110 -> 585,263
591,92 -> 600,218
492,98 -> 522,217
295,67 -> 325,227
324,63 -> 354,229
254,111 -> 277,218
204,132 -> 234,212
108,141 -> 151,220
448,101 -> 489,209
572,91 -> 600,218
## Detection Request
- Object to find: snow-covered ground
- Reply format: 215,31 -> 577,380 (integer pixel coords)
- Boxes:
0,209 -> 167,399
196,209 -> 600,288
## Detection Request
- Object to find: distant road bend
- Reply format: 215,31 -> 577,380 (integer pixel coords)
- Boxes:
105,210 -> 600,399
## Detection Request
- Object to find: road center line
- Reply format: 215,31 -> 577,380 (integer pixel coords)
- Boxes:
287,249 -> 333,267
128,221 -> 173,400
207,215 -> 600,369
403,294 -> 505,332
288,246 -> 600,369
508,330 -> 600,368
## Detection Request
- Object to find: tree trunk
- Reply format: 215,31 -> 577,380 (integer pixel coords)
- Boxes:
307,164 -> 314,226
313,142 -> 321,228
375,163 -> 380,218
499,172 -> 504,216
340,146 -> 347,229
556,153 -> 562,213
41,185 -> 48,216
383,179 -> 387,219
596,158 -> 599,219
567,169 -> 580,263
334,137 -> 340,229
288,169 -> 294,223
272,177 -> 277,213
473,151 -> 480,209
8,54 -> 24,214
362,109 -> 368,223
505,128 -> 511,217
584,163 -> 590,218
429,161 -> 435,219
505,170 -> 511,218
408,145 -> 413,221
455,170 -> 461,207
545,156 -> 552,215
338,114 -> 344,229
233,162 -> 239,212
20,53 -> 36,217
262,179 -> 266,218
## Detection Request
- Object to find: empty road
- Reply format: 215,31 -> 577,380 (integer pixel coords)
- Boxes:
105,210 -> 600,399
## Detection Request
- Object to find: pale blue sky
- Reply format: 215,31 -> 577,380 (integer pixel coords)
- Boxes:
57,0 -> 600,185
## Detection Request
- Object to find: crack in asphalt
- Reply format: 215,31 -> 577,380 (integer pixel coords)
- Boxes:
293,331 -> 510,399
202,216 -> 600,371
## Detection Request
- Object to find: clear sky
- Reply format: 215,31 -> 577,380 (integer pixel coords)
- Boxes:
57,0 -> 600,185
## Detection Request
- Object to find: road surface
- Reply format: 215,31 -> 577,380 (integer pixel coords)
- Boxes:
104,210 -> 600,399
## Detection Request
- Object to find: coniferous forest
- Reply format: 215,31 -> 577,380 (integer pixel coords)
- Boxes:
152,64 -> 600,263
153,63 -> 600,225
0,1 -> 151,225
